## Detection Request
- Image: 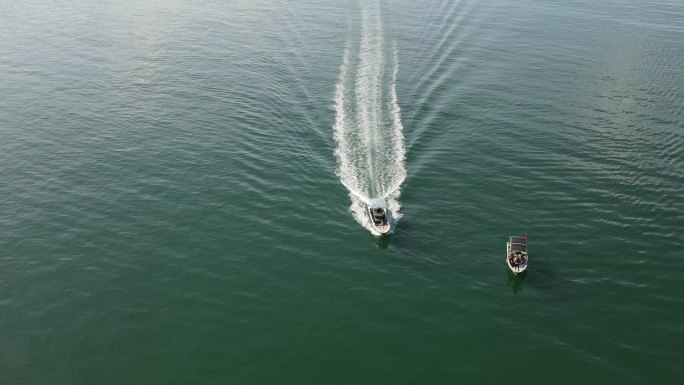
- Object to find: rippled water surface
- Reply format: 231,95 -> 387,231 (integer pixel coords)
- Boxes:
1,0 -> 683,384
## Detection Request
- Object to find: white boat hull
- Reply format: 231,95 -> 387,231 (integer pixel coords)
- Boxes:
367,198 -> 391,235
371,222 -> 391,234
506,240 -> 528,274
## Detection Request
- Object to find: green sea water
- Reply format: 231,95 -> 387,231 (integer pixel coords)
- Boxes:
1,0 -> 683,384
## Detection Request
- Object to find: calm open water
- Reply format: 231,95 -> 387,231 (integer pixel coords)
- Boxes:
1,0 -> 683,384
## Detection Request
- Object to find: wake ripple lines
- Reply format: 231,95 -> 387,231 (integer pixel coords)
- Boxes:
333,2 -> 406,234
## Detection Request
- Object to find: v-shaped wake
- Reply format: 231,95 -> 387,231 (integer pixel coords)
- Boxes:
333,2 -> 406,235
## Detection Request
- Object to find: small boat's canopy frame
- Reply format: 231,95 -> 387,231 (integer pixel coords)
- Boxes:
508,236 -> 528,252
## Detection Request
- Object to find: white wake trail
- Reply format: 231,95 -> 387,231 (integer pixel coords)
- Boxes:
333,2 -> 406,235
384,46 -> 407,224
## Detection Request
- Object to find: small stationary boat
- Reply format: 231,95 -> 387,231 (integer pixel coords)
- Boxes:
506,234 -> 528,274
367,198 -> 391,234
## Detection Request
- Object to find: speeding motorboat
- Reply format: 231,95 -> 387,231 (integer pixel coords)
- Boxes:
367,198 -> 391,234
506,234 -> 528,274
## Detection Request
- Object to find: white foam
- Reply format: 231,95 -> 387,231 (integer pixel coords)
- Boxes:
333,2 -> 406,235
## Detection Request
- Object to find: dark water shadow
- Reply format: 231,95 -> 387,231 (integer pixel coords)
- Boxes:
523,258 -> 579,301
374,234 -> 390,249
506,268 -> 527,294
